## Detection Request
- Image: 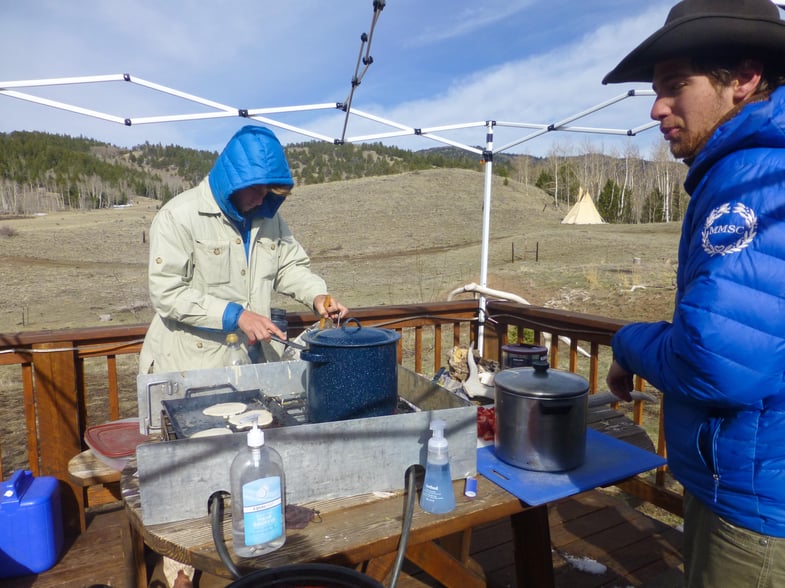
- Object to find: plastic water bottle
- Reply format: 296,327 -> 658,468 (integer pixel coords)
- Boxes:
230,420 -> 286,557
420,419 -> 456,514
225,332 -> 250,366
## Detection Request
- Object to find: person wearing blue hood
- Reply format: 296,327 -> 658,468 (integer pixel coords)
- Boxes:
603,1 -> 785,586
139,125 -> 347,374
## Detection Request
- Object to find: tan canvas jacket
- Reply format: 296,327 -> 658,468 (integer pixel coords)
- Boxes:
139,178 -> 326,373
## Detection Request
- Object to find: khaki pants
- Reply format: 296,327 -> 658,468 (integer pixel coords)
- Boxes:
684,492 -> 785,588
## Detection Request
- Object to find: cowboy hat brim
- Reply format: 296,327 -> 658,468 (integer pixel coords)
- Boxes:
603,13 -> 785,84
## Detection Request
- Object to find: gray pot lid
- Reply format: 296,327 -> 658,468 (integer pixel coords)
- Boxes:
494,361 -> 589,399
302,318 -> 401,348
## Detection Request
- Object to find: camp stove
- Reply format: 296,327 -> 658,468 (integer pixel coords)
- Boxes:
135,360 -> 477,526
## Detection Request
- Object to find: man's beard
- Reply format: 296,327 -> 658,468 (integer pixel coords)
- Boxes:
669,129 -> 710,161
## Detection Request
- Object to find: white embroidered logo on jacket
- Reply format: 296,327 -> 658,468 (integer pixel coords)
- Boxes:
701,202 -> 758,257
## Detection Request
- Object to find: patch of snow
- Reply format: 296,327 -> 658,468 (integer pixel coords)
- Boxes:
562,552 -> 607,575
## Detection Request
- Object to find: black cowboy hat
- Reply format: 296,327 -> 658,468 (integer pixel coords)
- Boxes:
603,0 -> 785,84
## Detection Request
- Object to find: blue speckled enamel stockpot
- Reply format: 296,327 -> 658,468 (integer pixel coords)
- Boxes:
300,319 -> 401,423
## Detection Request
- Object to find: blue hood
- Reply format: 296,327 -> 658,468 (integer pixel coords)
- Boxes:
208,125 -> 294,223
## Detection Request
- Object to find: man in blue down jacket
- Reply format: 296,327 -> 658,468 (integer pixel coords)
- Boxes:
139,125 -> 347,374
603,0 -> 785,586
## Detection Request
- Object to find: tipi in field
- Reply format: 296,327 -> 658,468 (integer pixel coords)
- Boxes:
561,187 -> 605,224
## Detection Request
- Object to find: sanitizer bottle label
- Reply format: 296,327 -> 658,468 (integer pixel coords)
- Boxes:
242,476 -> 283,545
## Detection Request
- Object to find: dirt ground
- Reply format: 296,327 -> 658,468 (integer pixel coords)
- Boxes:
0,168 -> 682,477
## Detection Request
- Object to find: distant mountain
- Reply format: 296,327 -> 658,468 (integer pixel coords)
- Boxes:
0,131 -> 514,214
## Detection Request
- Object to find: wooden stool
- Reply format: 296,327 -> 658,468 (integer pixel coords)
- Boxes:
67,449 -> 122,532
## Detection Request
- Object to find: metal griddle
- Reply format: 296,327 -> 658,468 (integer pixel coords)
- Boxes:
161,386 -> 302,439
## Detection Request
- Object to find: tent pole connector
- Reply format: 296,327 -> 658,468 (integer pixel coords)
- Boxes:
238,109 -> 249,118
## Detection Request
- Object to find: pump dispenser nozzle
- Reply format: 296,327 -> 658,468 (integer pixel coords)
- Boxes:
247,417 -> 264,448
428,419 -> 448,457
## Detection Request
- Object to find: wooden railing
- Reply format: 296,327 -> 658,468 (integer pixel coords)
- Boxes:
0,299 -> 681,532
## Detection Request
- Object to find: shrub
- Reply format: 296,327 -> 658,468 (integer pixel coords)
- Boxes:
0,225 -> 18,238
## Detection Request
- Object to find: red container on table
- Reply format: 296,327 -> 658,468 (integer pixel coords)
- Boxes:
0,470 -> 63,578
84,418 -> 149,471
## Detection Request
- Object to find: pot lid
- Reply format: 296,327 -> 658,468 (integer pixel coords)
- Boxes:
501,343 -> 548,354
494,361 -> 589,399
302,318 -> 401,348
84,419 -> 149,458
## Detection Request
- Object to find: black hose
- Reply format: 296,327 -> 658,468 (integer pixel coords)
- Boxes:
388,464 -> 424,588
209,490 -> 243,580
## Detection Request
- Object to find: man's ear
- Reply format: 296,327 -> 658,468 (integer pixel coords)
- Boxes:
733,59 -> 764,103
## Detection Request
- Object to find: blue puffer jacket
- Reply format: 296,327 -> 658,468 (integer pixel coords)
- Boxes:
611,86 -> 785,537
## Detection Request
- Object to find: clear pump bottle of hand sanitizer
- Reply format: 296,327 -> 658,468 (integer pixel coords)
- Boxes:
419,419 -> 456,514
230,420 -> 286,557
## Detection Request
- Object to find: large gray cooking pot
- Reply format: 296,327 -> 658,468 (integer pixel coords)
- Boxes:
494,361 -> 589,472
300,319 -> 401,423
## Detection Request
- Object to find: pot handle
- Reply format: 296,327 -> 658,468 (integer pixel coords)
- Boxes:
538,400 -> 575,415
300,351 -> 329,363
341,317 -> 363,332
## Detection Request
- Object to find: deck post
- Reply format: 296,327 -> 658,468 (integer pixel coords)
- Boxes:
32,340 -> 84,534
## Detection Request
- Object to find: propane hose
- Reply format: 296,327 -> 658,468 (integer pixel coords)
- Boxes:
388,463 -> 424,588
209,491 -> 243,580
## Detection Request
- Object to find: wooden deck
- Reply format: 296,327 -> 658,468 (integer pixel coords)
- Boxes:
5,487 -> 683,588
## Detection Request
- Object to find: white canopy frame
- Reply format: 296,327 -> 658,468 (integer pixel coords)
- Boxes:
0,1 -> 659,349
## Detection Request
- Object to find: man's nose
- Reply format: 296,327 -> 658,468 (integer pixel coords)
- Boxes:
650,96 -> 669,121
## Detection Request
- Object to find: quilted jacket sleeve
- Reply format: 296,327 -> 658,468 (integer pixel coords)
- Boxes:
612,151 -> 785,410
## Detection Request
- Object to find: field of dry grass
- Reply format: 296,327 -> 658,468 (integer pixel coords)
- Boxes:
0,168 -> 680,334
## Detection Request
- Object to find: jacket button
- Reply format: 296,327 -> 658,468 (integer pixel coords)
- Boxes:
240,269 -> 246,276
235,238 -> 241,244
196,342 -> 203,349
213,248 -> 221,255
270,243 -> 276,250
155,256 -> 163,264
760,538 -> 769,546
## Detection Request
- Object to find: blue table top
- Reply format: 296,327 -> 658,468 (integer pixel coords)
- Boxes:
477,429 -> 667,506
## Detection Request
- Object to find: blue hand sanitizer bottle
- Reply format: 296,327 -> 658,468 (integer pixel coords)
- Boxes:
420,419 -> 456,514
